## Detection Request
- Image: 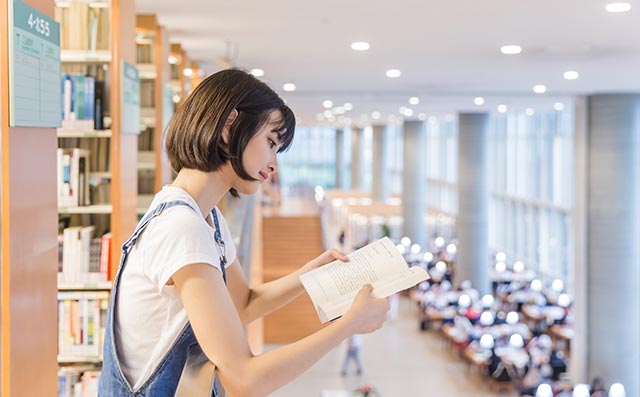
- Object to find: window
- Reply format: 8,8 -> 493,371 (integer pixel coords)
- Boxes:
488,107 -> 574,284
277,126 -> 337,191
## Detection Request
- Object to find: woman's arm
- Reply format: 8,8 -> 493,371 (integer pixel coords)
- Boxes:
173,262 -> 388,397
226,249 -> 348,324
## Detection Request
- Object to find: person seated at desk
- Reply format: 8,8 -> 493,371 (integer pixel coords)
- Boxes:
590,377 -> 607,397
486,347 -> 513,384
516,353 -> 545,397
549,350 -> 567,381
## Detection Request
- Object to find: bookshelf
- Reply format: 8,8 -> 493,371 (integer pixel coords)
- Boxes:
135,14 -> 173,217
53,0 -> 138,395
169,42 -> 189,108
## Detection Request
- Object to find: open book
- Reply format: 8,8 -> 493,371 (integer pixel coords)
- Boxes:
300,237 -> 429,323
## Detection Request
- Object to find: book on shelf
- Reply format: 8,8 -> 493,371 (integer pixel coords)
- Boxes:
59,227 -> 110,284
57,290 -> 109,359
58,367 -> 102,397
300,237 -> 429,323
57,148 -> 91,207
136,41 -> 153,64
55,2 -> 109,52
61,73 -> 105,131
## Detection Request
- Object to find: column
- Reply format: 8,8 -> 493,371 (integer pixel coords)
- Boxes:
402,120 -> 426,246
586,94 -> 640,397
372,124 -> 390,202
1,1 -> 58,394
570,96 -> 588,384
456,113 -> 490,294
351,126 -> 363,190
335,128 -> 345,189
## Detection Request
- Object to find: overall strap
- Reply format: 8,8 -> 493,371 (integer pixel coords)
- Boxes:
121,200 -> 192,254
211,208 -> 227,284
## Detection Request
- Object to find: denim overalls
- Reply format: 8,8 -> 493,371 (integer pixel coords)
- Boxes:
98,200 -> 227,396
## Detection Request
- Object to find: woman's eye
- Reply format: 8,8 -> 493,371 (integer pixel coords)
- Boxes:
268,139 -> 276,149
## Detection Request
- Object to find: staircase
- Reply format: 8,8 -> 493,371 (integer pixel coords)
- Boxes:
262,201 -> 325,343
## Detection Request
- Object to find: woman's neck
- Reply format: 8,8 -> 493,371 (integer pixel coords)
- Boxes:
170,168 -> 231,218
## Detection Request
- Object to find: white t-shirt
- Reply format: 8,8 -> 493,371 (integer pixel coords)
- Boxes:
115,186 -> 236,389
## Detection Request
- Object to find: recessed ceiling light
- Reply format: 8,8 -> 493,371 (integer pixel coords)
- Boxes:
351,42 -> 370,51
172,94 -> 181,103
497,104 -> 508,113
418,113 -> 427,121
500,45 -> 522,55
249,68 -> 265,77
428,116 -> 437,124
404,108 -> 414,117
324,110 -> 333,118
409,96 -> 420,105
343,102 -> 353,111
563,71 -> 579,80
606,2 -> 631,13
533,84 -> 547,94
474,97 -> 485,106
386,69 -> 401,78
168,55 -> 178,64
322,100 -> 333,109
554,102 -> 565,111
371,111 -> 381,119
183,68 -> 193,77
525,108 -> 535,116
283,83 -> 296,92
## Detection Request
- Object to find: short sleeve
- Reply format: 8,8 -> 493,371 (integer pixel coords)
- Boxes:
142,206 -> 221,298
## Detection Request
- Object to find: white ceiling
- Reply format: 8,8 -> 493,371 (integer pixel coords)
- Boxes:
136,0 -> 640,125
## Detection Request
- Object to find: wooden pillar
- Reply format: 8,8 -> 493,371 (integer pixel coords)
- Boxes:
1,1 -> 58,395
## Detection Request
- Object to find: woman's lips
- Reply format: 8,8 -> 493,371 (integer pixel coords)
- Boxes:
259,171 -> 268,180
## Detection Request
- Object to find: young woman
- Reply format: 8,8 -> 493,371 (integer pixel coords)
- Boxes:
98,69 -> 390,397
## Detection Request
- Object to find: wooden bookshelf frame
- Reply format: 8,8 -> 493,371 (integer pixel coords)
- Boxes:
2,1 -> 59,395
136,14 -> 172,194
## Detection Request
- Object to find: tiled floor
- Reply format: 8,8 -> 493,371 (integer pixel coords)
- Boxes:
267,297 -> 517,397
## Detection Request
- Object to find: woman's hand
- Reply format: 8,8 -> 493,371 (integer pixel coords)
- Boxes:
298,249 -> 348,274
341,284 -> 390,334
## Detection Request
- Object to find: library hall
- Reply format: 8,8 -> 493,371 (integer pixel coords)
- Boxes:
1,1 -> 639,397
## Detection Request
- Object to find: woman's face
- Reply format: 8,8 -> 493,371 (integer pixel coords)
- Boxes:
234,110 -> 282,195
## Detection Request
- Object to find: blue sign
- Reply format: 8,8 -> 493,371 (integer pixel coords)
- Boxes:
121,61 -> 140,135
9,0 -> 61,127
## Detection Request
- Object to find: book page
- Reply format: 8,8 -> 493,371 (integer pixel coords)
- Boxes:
300,237 -> 429,323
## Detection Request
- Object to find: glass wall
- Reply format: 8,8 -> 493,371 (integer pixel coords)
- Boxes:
426,117 -> 458,215
388,123 -> 403,195
277,126 -> 337,191
488,108 -> 574,284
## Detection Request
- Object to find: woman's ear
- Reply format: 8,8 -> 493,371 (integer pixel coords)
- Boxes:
222,109 -> 239,144
226,109 -> 238,127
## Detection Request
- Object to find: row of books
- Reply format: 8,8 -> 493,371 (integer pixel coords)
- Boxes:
55,2 -> 109,51
58,148 -> 90,207
136,42 -> 153,64
57,146 -> 111,207
58,229 -> 112,284
58,367 -> 101,397
140,79 -> 155,108
138,126 -> 154,151
58,291 -> 109,358
62,74 -> 106,131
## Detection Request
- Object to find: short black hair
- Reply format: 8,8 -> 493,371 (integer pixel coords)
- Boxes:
165,69 -> 295,196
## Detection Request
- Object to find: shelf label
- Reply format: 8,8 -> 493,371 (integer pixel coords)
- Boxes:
9,0 -> 61,127
121,61 -> 141,135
